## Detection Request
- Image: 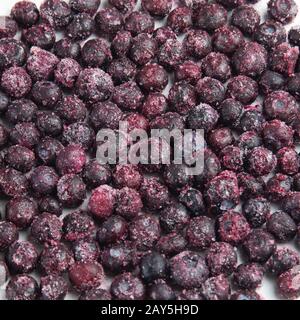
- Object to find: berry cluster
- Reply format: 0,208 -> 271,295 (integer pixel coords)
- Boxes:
0,0 -> 299,301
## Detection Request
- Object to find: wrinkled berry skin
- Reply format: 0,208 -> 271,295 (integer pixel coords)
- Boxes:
0,221 -> 19,252
40,275 -> 68,300
66,13 -> 95,41
233,42 -> 267,78
63,211 -> 95,243
206,242 -> 237,276
243,197 -> 271,228
76,68 -> 114,104
268,0 -> 298,24
255,20 -> 286,49
193,3 -> 227,31
111,273 -> 145,300
129,214 -> 160,251
233,263 -> 264,290
11,1 -> 40,27
278,265 -> 300,299
267,248 -> 300,276
6,240 -> 38,274
266,211 -> 297,241
6,275 -> 38,301
217,211 -> 250,245
231,5 -> 260,35
39,243 -> 74,275
6,196 -> 38,230
170,251 -> 209,288
167,7 -> 192,34
242,229 -> 276,263
68,261 -> 104,292
200,274 -> 231,300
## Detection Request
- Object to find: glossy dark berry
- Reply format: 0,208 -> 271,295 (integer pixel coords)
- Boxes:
268,0 -> 298,24
255,20 -> 286,49
66,13 -> 95,40
6,196 -> 38,229
170,251 -> 209,288
11,1 -> 40,27
40,274 -> 68,300
111,272 -> 145,300
233,263 -> 264,290
206,242 -> 237,276
6,240 -> 38,274
231,5 -> 260,35
6,275 -> 38,300
242,229 -> 276,262
243,197 -> 271,228
39,243 -> 74,275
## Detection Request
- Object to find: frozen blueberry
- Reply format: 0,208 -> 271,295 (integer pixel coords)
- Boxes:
231,290 -> 262,300
212,25 -> 244,54
75,68 -> 114,104
259,70 -> 286,94
6,275 -> 38,300
11,1 -> 40,27
242,229 -> 276,263
170,251 -> 209,288
247,146 -> 277,176
200,274 -> 231,300
5,145 -> 35,173
227,76 -> 258,104
130,34 -> 157,66
269,43 -> 299,76
0,91 -> 9,113
35,137 -> 63,165
217,211 -> 250,245
140,252 -> 168,283
156,233 -> 187,257
220,145 -> 244,172
243,197 -> 271,228
6,240 -> 38,274
220,99 -> 242,127
175,61 -> 202,85
0,17 -> 18,39
57,174 -> 86,208
0,261 -> 8,286
267,247 -> 300,276
266,174 -> 293,202
160,202 -> 190,233
236,131 -> 263,154
69,261 -> 104,292
148,280 -> 176,300
6,197 -> 38,229
54,58 -> 81,89
97,215 -> 127,245
22,23 -> 55,49
30,166 -> 59,195
39,243 -> 74,275
231,5 -> 260,35
36,111 -> 62,137
79,288 -> 112,300
255,20 -> 286,49
205,171 -> 240,214
187,103 -> 219,132
56,95 -> 87,124
26,46 -> 59,81
183,29 -> 212,59
186,216 -> 216,250
233,263 -> 264,290
1,66 -> 32,98
63,210 -> 95,242
53,38 -> 81,60
289,26 -> 300,46
83,160 -> 111,189
95,8 -> 123,36
282,192 -> 300,222
0,38 -> 27,70
196,77 -> 225,106
232,42 -> 268,78
125,12 -> 154,36
262,120 -> 294,151
108,57 -> 136,85
202,52 -> 231,82
111,273 -> 145,300
115,187 -> 142,219
38,196 -> 62,217
0,168 -> 29,197
31,81 -> 62,109
150,112 -> 185,131
158,39 -> 185,70
109,0 -> 137,14
72,240 -> 100,263
111,31 -> 133,57
206,242 -> 237,276
142,0 -> 172,17
286,73 -> 300,100
193,3 -> 227,31
266,211 -> 297,241
30,213 -> 62,245
0,221 -> 19,252
268,0 -> 298,24
81,39 -> 112,68
277,265 -> 300,299
113,164 -> 142,190
167,7 -> 192,34
62,122 -> 94,151
66,13 -> 95,40
40,275 -> 68,300
277,147 -> 299,175
178,186 -> 205,216
70,0 -> 101,16
56,144 -> 86,175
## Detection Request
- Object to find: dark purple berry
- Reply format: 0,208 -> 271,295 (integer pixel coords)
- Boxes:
288,26 -> 300,46
277,147 -> 299,175
277,265 -> 300,299
140,252 -> 168,283
95,8 -> 123,36
97,215 -> 127,245
142,0 -> 172,17
22,23 -> 55,49
66,13 -> 95,41
0,168 -> 29,197
35,137 -> 63,165
175,61 -> 202,85
0,38 -> 27,70
266,174 -> 293,202
160,202 -> 190,233
113,164 -> 142,190
158,39 -> 185,70
255,20 -> 286,49
40,275 -> 68,300
212,25 -> 244,54
130,33 -> 157,66
31,81 -> 62,109
247,146 -> 277,176
227,76 -> 258,104
0,221 -> 19,252
266,211 -> 297,241
70,0 -> 101,16
0,17 -> 18,39
111,31 -> 132,57
231,5 -> 260,35
5,145 -> 35,173
148,280 -> 176,300
125,11 -> 154,36
38,196 -> 62,217
30,166 -> 59,195
72,240 -> 100,263
36,111 -> 63,137
178,186 -> 205,216
6,275 -> 38,300
115,187 -> 142,219
183,29 -> 212,59
79,288 -> 112,300
187,103 -> 219,132
233,263 -> 264,290
83,160 -> 111,188
167,7 -> 192,34
11,1 -> 40,27
156,233 -> 187,257
200,274 -> 231,300
196,77 -> 225,106
54,58 -> 81,88
201,52 -> 231,82
242,196 -> 271,228
56,95 -> 87,124
108,57 -> 136,85
259,70 -> 286,94
268,0 -> 298,24
53,38 -> 81,60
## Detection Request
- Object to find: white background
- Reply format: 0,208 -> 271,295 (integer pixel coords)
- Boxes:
0,0 -> 300,300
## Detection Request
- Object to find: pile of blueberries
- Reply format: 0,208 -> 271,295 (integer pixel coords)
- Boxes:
0,0 -> 300,300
